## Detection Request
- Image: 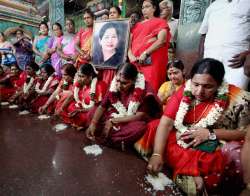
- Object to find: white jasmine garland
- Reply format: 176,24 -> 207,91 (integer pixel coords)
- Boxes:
23,77 -> 35,94
174,80 -> 229,148
74,86 -> 81,104
110,73 -> 145,118
111,101 -> 127,118
109,75 -> 118,92
35,76 -> 53,94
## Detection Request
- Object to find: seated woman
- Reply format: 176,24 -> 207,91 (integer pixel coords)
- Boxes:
0,64 -> 26,101
157,59 -> 185,108
86,63 -> 161,149
136,58 -> 250,195
9,62 -> 39,110
38,63 -> 76,115
31,63 -> 60,113
59,63 -> 107,129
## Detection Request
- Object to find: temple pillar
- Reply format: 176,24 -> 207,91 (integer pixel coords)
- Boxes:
176,0 -> 212,75
49,0 -> 64,26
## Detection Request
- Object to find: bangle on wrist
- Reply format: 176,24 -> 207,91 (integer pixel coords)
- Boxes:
152,153 -> 162,159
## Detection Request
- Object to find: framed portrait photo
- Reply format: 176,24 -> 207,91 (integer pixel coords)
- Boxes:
92,19 -> 130,69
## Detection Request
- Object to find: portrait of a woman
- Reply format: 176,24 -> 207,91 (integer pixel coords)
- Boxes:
92,21 -> 128,68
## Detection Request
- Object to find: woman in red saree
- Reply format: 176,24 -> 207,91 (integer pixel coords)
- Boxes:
86,63 -> 162,149
31,64 -> 60,113
128,0 -> 170,92
38,63 -> 76,115
0,64 -> 26,101
59,63 -> 107,129
135,58 -> 250,195
9,62 -> 39,110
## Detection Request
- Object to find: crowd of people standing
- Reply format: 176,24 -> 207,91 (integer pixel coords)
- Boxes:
0,0 -> 250,195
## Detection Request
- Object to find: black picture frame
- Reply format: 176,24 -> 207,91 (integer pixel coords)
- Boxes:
92,19 -> 130,69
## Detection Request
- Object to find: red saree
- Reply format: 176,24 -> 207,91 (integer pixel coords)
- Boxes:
98,69 -> 116,87
75,28 -> 93,69
131,18 -> 170,92
61,80 -> 107,127
31,75 -> 60,113
0,71 -> 26,101
93,82 -> 161,147
46,81 -> 74,114
135,85 -> 245,194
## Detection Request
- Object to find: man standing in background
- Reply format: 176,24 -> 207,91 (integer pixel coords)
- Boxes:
199,0 -> 250,90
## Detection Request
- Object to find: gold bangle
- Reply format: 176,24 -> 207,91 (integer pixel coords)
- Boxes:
152,153 -> 162,158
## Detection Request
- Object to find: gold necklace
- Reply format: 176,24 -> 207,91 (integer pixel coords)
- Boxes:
193,101 -> 211,125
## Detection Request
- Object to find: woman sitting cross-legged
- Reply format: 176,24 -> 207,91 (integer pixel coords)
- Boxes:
157,59 -> 185,109
9,62 -> 39,110
59,63 -> 107,130
135,58 -> 250,195
86,63 -> 162,149
38,63 -> 76,115
31,63 -> 60,113
0,64 -> 26,101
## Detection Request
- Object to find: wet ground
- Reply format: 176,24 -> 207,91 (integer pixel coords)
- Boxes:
0,106 -> 183,196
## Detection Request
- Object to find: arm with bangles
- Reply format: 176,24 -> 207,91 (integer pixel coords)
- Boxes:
214,128 -> 246,141
55,91 -> 73,115
147,116 -> 174,175
138,29 -> 167,64
86,105 -> 106,140
39,85 -> 61,114
57,43 -> 73,62
74,35 -> 84,56
110,112 -> 146,124
180,127 -> 247,148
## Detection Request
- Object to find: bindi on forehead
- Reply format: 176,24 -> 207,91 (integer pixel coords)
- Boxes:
168,67 -> 180,73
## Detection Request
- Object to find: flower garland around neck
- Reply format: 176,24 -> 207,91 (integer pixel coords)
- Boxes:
74,77 -> 98,110
23,75 -> 35,94
109,73 -> 145,118
35,75 -> 53,94
174,79 -> 229,148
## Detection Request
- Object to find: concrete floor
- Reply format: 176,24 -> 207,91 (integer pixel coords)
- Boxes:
0,106 -> 183,196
